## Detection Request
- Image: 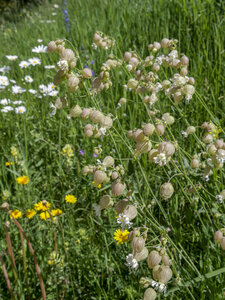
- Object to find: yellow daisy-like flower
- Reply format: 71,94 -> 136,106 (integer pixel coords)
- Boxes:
51,209 -> 63,216
34,201 -> 51,211
16,175 -> 29,185
113,229 -> 129,245
5,162 -> 13,166
25,209 -> 36,219
65,195 -> 77,204
10,210 -> 22,219
40,211 -> 51,221
92,181 -> 102,189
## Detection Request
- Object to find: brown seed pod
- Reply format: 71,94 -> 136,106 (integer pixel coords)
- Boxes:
143,288 -> 157,300
152,264 -> 161,280
133,129 -> 146,142
191,158 -> 200,169
143,124 -> 155,136
156,124 -> 165,136
214,230 -> 223,243
61,48 -> 75,62
147,251 -> 162,269
47,41 -> 57,53
94,170 -> 107,185
69,105 -> 82,117
115,199 -> 129,214
100,116 -> 113,129
148,149 -> 159,162
123,205 -> 137,220
162,254 -> 170,266
90,110 -> 104,123
132,237 -> 145,253
103,156 -> 114,167
160,182 -> 174,200
134,247 -> 148,262
82,68 -> 92,79
157,266 -> 172,284
221,237 -> 225,250
112,181 -> 126,196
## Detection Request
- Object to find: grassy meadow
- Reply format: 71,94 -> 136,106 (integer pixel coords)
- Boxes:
0,0 -> 225,299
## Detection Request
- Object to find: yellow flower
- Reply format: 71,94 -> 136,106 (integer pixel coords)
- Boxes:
10,210 -> 22,219
40,211 -> 51,220
113,229 -> 129,245
5,162 -> 13,166
25,209 -> 36,219
65,195 -> 77,204
92,181 -> 102,189
51,209 -> 63,216
34,201 -> 51,211
16,176 -> 29,185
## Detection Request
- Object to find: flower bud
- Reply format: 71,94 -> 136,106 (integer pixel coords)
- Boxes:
57,45 -> 64,54
69,59 -> 77,68
160,182 -> 174,200
135,141 -> 152,155
85,130 -> 93,137
132,237 -> 145,253
68,76 -> 79,90
61,48 -> 75,62
147,251 -> 161,269
82,68 -> 92,79
112,181 -> 126,196
124,51 -> 132,62
215,139 -> 224,149
143,124 -> 155,136
186,126 -> 196,135
133,129 -> 145,142
129,57 -> 139,67
100,116 -> 113,129
180,55 -> 189,65
94,170 -> 107,185
152,265 -> 161,280
208,144 -> 217,155
202,134 -> 213,144
214,230 -> 223,243
180,67 -> 188,76
127,78 -> 138,89
191,158 -> 200,169
119,98 -> 127,105
162,113 -> 175,125
188,77 -> 195,85
1,202 -> 10,211
156,124 -> 165,136
103,156 -> 114,167
161,38 -> 169,48
143,288 -> 157,300
111,171 -> 118,180
123,205 -> 137,220
48,41 -> 57,52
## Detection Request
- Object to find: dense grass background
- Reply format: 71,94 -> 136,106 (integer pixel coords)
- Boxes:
0,0 -> 224,299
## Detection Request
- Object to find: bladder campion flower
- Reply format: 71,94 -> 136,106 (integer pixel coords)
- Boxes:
25,209 -> 36,219
10,210 -> 22,219
16,176 -> 29,185
65,195 -> 77,204
34,201 -> 51,211
40,211 -> 51,220
51,209 -> 63,216
5,162 -> 13,166
113,229 -> 130,245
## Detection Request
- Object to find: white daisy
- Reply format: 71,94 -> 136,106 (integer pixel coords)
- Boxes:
0,99 -> 10,105
10,79 -> 16,84
15,106 -> 26,114
6,55 -> 18,61
12,85 -> 26,94
28,58 -> 41,66
37,39 -> 43,43
44,65 -> 55,69
0,76 -> 9,86
1,106 -> 13,112
28,89 -> 37,94
32,45 -> 47,53
13,101 -> 23,105
48,90 -> 58,97
53,4 -> 59,8
25,75 -> 33,83
19,61 -> 30,68
0,65 -> 11,74
52,12 -> 57,16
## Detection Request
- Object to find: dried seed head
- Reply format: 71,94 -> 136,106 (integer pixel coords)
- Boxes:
134,247 -> 148,262
160,182 -> 174,200
123,205 -> 137,220
143,124 -> 155,136
48,41 -> 57,53
99,195 -> 113,209
112,181 -> 126,196
143,288 -> 157,300
214,230 -> 223,243
157,266 -> 172,284
69,105 -> 82,117
82,68 -> 93,79
1,202 -> 10,211
94,170 -> 107,185
115,199 -> 129,214
90,110 -> 104,123
124,51 -> 132,62
103,156 -> 114,167
132,237 -> 145,253
61,48 -> 75,62
220,237 -> 225,250
148,251 -> 162,269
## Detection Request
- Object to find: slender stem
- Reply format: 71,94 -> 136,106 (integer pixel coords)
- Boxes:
0,254 -> 15,300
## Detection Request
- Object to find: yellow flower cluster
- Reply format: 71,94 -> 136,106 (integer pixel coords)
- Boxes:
5,162 -> 13,166
113,229 -> 129,245
34,201 -> 51,211
92,181 -> 102,189
16,175 -> 29,185
65,194 -> 77,203
61,144 -> 74,158
10,210 -> 22,219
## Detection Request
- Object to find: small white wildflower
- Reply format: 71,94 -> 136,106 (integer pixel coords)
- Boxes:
28,89 -> 37,94
117,214 -> 132,231
37,39 -> 43,43
10,79 -> 16,84
0,75 -> 9,86
25,75 -> 33,83
49,102 -> 56,117
203,175 -> 209,182
91,43 -> 98,50
52,12 -> 57,16
0,99 -> 10,105
32,45 -> 47,53
57,60 -> 69,71
48,90 -> 58,97
13,101 -> 23,105
19,61 -> 30,68
125,254 -> 138,270
28,58 -> 41,66
216,195 -> 223,204
158,283 -> 167,294
154,153 -> 167,166
53,4 -> 59,8
6,55 -> 18,61
12,85 -> 26,94
1,106 -> 13,112
0,65 -> 11,74
93,203 -> 101,217
99,127 -> 107,136
44,65 -> 55,69
181,130 -> 188,138
15,106 -> 26,114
